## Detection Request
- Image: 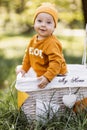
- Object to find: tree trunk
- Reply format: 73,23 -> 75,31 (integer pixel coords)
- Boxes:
81,0 -> 87,26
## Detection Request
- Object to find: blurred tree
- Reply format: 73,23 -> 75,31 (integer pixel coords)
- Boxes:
81,0 -> 87,26
55,0 -> 83,28
0,0 -> 84,34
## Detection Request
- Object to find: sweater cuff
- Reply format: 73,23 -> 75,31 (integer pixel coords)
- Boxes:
22,65 -> 29,72
43,72 -> 55,82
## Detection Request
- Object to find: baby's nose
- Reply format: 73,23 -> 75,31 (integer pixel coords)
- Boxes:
41,22 -> 46,26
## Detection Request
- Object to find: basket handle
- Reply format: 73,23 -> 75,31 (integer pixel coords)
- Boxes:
82,23 -> 87,67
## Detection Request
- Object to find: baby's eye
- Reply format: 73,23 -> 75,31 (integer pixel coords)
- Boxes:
47,21 -> 51,24
38,20 -> 42,22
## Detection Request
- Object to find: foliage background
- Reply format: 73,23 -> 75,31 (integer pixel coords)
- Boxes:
0,0 -> 84,35
0,0 -> 85,92
0,0 -> 85,87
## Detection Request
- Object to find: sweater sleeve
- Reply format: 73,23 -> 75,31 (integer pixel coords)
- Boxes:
43,41 -> 66,81
22,44 -> 31,72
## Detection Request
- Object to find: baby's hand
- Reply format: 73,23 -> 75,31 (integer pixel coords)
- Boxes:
16,65 -> 26,76
38,76 -> 49,88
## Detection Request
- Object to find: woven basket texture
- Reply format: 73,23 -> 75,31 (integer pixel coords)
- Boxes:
22,87 -> 87,119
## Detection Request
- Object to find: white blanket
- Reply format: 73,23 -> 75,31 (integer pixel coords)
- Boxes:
15,64 -> 87,92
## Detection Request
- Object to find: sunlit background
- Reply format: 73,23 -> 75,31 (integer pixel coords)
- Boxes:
0,0 -> 86,89
0,0 -> 84,35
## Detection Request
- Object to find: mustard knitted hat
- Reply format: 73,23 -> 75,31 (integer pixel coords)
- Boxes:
34,3 -> 58,27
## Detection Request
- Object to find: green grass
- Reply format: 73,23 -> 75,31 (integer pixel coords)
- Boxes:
0,32 -> 87,130
0,84 -> 87,130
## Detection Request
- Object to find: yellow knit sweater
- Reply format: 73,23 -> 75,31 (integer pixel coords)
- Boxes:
22,34 -> 67,81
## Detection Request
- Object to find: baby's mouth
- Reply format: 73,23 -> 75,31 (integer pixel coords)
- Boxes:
40,29 -> 46,32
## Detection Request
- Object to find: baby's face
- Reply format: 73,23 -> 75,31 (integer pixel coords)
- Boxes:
34,13 -> 55,40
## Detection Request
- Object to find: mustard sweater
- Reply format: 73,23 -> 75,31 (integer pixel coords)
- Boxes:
22,34 -> 67,81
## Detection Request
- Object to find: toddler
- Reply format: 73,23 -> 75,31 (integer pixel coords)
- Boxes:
16,2 -> 67,89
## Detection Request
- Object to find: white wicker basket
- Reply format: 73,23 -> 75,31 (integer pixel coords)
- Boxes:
15,64 -> 87,119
